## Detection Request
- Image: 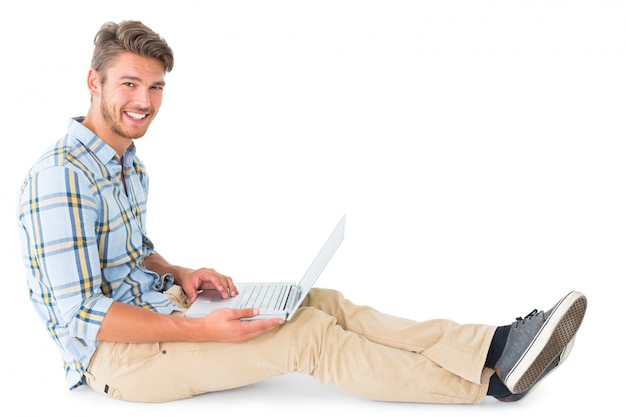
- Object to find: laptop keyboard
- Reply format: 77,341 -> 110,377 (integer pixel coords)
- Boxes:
237,284 -> 292,310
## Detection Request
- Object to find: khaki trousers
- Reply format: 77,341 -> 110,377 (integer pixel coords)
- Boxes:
84,287 -> 496,403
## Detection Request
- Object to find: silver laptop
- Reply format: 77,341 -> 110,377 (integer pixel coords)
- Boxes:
185,215 -> 345,321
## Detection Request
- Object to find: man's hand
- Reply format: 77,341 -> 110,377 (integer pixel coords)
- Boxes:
197,308 -> 285,342
179,267 -> 239,303
142,254 -> 238,303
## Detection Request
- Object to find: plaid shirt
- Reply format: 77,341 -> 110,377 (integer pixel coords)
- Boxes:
17,118 -> 177,390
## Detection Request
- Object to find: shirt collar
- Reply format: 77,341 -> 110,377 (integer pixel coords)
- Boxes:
68,117 -> 137,168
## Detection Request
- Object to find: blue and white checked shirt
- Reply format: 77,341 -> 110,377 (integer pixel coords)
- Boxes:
17,118 -> 177,389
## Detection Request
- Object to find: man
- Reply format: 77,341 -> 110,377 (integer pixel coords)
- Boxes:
17,20 -> 587,404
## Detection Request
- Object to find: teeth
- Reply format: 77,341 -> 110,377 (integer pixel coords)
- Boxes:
126,111 -> 147,120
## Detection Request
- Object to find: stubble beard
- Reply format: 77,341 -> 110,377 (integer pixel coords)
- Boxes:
100,92 -> 151,141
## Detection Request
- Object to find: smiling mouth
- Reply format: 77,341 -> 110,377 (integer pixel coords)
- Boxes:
125,111 -> 148,120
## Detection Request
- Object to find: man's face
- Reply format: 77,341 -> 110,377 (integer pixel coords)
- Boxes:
97,52 -> 166,140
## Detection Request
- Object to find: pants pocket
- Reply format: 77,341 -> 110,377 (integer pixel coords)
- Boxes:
83,369 -> 122,400
85,341 -> 162,401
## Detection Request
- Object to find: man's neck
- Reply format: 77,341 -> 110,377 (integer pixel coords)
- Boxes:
82,112 -> 132,158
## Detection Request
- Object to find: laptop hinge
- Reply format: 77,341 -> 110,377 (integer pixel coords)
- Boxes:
284,286 -> 300,310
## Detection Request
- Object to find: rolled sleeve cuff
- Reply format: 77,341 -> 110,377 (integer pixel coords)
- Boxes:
72,295 -> 115,343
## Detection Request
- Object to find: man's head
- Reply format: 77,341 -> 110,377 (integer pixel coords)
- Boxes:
91,20 -> 174,80
84,21 -> 174,155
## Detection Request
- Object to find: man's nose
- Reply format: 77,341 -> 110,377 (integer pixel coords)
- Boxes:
133,87 -> 151,107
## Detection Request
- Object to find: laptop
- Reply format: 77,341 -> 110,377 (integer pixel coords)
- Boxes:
184,215 -> 345,321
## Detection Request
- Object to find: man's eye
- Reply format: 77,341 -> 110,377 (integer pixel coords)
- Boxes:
123,82 -> 135,87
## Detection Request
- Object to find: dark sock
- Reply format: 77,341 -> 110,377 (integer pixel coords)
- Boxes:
485,325 -> 511,369
487,372 -> 512,398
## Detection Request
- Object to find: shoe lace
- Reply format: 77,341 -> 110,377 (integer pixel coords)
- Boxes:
513,308 -> 539,329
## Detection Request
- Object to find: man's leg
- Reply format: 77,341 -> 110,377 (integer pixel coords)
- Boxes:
84,288 -> 494,403
302,288 -> 496,385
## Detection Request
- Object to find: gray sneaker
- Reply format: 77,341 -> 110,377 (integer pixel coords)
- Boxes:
497,335 -> 576,402
495,291 -> 587,394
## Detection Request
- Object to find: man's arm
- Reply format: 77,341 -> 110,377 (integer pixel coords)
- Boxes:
95,217 -> 282,343
97,252 -> 283,343
97,301 -> 283,343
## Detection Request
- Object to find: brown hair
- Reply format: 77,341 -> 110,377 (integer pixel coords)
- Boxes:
91,20 -> 174,78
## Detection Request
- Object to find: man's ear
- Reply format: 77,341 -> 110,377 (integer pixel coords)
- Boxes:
86,68 -> 101,97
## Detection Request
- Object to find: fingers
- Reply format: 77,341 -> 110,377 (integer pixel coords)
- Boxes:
219,274 -> 238,298
240,317 -> 285,339
183,271 -> 285,343
196,268 -> 238,299
235,307 -> 260,319
235,308 -> 285,329
206,308 -> 284,342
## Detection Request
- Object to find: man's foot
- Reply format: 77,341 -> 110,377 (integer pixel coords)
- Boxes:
496,336 -> 576,402
494,291 -> 587,394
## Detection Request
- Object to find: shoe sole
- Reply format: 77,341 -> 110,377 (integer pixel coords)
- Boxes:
504,291 -> 587,394
497,336 -> 576,402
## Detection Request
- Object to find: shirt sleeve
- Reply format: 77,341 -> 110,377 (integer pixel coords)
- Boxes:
18,165 -> 114,344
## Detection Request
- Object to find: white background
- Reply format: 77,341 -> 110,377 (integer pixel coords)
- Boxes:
1,0 -> 624,414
